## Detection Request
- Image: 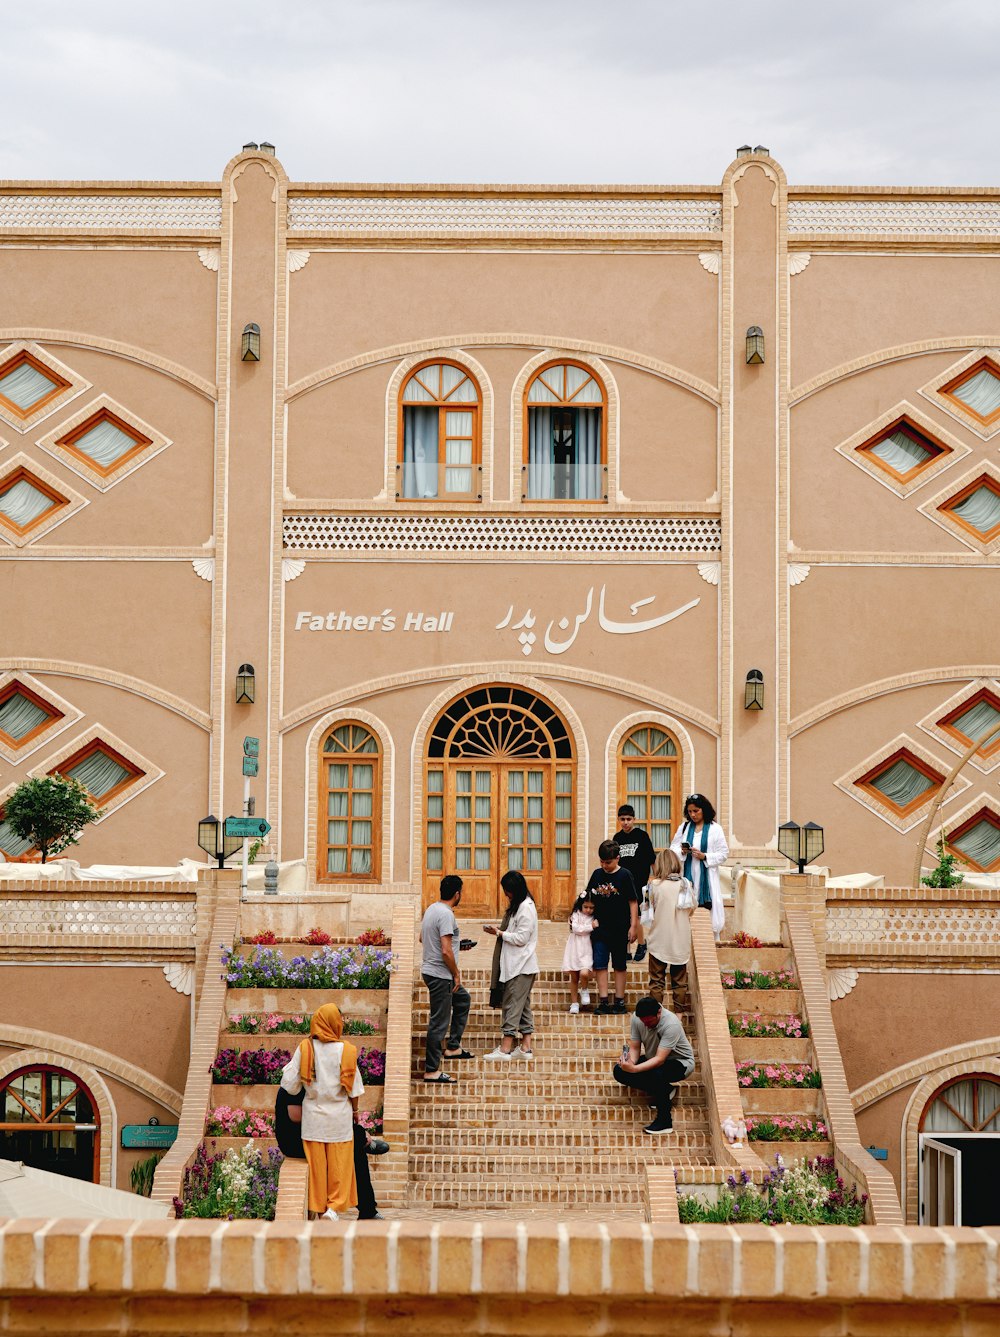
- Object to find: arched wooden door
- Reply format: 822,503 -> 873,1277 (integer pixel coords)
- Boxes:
0,1064 -> 100,1182
422,685 -> 575,919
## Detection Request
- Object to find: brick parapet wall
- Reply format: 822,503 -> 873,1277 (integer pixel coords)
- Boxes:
377,903 -> 416,1206
0,1219 -> 995,1336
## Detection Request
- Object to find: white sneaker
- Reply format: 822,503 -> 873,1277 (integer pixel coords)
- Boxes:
516,1047 -> 533,1060
321,1209 -> 339,1221
484,1046 -> 513,1061
580,990 -> 591,1007
569,1002 -> 580,1014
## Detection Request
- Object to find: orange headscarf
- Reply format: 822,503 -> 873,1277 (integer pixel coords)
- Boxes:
297,1002 -> 358,1095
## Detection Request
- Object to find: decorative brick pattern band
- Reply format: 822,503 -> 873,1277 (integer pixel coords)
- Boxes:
0,195 -> 222,230
0,896 -> 196,937
788,198 -> 1000,234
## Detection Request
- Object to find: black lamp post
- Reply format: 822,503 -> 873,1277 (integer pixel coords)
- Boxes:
777,820 -> 825,875
197,814 -> 244,869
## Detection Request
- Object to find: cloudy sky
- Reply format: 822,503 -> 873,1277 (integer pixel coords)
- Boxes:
1,0 -> 996,186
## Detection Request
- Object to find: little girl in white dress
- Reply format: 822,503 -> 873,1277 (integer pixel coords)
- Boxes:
562,895 -> 598,1014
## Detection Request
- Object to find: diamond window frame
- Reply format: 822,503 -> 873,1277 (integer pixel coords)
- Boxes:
0,782 -> 38,860
918,461 -> 1000,555
36,394 -> 171,492
931,795 -> 1000,873
29,725 -> 163,823
835,735 -> 963,834
834,401 -> 967,499
0,671 -> 81,765
0,453 -> 88,547
920,348 -> 1000,440
0,342 -> 90,434
919,680 -> 1000,775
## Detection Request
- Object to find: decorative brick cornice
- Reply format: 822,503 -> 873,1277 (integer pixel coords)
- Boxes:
0,194 -> 221,231
788,197 -> 1000,234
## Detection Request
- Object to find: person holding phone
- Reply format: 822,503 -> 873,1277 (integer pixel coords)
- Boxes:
670,793 -> 728,939
483,870 -> 539,1060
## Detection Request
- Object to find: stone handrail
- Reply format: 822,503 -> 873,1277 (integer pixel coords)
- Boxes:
688,907 -> 764,1175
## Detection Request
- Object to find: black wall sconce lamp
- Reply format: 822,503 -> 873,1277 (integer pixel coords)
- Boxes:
197,814 -> 245,869
241,323 -> 261,362
746,326 -> 765,365
744,669 -> 765,710
235,663 -> 256,704
777,820 -> 825,875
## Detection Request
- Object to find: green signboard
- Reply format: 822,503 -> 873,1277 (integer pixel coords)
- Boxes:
243,736 -> 260,758
242,755 -> 259,778
121,1124 -> 178,1150
225,817 -> 271,839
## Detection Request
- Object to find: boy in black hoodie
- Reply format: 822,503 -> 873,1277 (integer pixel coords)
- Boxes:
614,804 -> 656,963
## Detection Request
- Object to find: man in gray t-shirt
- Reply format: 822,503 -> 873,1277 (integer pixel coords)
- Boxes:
612,994 -> 693,1134
419,875 -> 472,1082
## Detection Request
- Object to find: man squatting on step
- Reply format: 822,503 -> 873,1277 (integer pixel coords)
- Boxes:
419,874 -> 473,1083
612,994 -> 696,1135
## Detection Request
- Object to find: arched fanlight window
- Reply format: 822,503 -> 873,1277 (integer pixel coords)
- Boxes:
398,361 -> 481,501
0,1064 -> 100,1183
524,361 -> 606,502
921,1075 -> 1000,1133
319,723 -> 381,880
618,725 -> 679,849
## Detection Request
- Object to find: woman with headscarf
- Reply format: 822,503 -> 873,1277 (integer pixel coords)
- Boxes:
280,1002 -> 363,1220
669,793 -> 729,939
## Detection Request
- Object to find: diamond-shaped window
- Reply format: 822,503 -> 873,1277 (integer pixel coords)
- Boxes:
0,350 -> 69,420
52,739 -> 143,804
855,748 -> 943,817
938,688 -> 1000,759
0,681 -> 62,751
0,809 -> 35,859
947,808 -> 1000,871
939,474 -> 1000,543
941,357 -> 1000,426
858,418 -> 946,485
57,408 -> 151,476
0,467 -> 68,537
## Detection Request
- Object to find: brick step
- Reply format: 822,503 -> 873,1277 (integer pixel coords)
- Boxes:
409,1111 -> 712,1140
409,1017 -> 693,1038
409,1077 -> 706,1103
408,1127 -> 712,1151
409,1150 -> 707,1177
407,1179 -> 709,1206
410,1052 -> 703,1077
412,992 -> 691,1010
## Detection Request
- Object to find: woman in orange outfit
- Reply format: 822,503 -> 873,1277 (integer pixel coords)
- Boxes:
280,1002 -> 363,1219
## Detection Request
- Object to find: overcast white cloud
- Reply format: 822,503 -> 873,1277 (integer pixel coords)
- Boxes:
1,0 -> 997,185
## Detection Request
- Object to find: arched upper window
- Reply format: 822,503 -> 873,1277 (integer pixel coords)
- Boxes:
524,360 -> 606,502
0,1064 -> 100,1182
618,725 -> 679,849
397,361 -> 481,501
319,723 -> 381,880
921,1075 -> 1000,1133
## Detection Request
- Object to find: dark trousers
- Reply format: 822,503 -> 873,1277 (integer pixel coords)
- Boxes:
353,1123 -> 377,1219
613,1056 -> 689,1109
423,973 -> 471,1073
648,955 -> 688,1005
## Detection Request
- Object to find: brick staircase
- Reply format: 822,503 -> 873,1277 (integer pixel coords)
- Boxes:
407,967 -> 713,1213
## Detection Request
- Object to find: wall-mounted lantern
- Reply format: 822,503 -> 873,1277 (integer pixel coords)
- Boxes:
197,814 -> 245,869
777,820 -> 825,875
235,663 -> 256,704
241,323 -> 261,362
744,669 -> 765,710
746,326 -> 765,365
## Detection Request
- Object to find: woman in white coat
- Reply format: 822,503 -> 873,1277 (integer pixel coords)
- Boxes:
670,793 -> 729,939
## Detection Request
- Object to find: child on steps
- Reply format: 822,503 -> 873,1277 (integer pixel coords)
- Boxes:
562,894 -> 598,1014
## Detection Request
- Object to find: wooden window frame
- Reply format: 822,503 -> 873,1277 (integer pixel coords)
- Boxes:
0,679 -> 62,751
937,687 -> 1000,759
854,747 -> 944,818
396,359 -> 482,502
919,1073 -> 1000,1133
856,416 -> 949,485
0,1063 -> 100,1182
0,806 -> 37,858
49,738 -> 144,806
317,721 -> 381,883
55,406 -> 152,478
940,357 -> 1000,427
0,350 -> 71,421
938,473 -> 1000,544
945,807 -> 1000,872
0,466 -> 69,537
617,724 -> 680,846
522,359 -> 608,505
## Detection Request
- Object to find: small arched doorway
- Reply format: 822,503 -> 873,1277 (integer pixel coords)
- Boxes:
0,1064 -> 100,1182
919,1073 -> 1000,1226
423,684 -> 575,918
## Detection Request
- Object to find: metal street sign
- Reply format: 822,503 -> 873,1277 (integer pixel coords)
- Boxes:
225,817 -> 271,839
242,756 -> 259,778
121,1124 -> 178,1150
243,736 -> 260,758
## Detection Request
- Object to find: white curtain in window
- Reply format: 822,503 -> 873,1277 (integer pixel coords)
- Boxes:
952,698 -> 1000,743
951,818 -> 1000,867
979,1079 -> 1000,1129
0,362 -> 55,410
74,419 -> 137,467
528,407 -> 553,498
403,406 -> 438,498
444,410 -> 473,493
0,693 -> 48,741
0,480 -> 53,527
0,818 -> 33,857
575,409 -> 602,500
926,1082 -> 974,1132
870,430 -> 932,473
869,757 -> 935,807
953,368 -> 1000,417
951,485 -> 1000,535
64,750 -> 130,798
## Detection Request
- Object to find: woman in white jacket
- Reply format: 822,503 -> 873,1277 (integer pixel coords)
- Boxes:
670,793 -> 729,939
483,870 -> 539,1061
